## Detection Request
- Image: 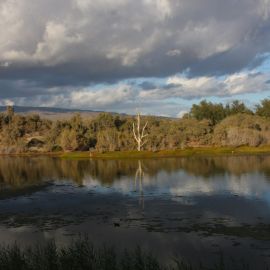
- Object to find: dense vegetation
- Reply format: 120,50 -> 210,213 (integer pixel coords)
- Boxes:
0,238 -> 266,270
0,99 -> 270,154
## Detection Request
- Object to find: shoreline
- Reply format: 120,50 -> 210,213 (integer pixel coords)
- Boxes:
1,146 -> 270,159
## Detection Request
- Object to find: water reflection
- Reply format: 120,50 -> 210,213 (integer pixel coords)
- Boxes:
134,160 -> 145,209
1,156 -> 270,203
0,155 -> 270,267
1,155 -> 270,189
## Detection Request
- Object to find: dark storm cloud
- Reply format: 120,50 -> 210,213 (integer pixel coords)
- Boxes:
0,0 -> 270,113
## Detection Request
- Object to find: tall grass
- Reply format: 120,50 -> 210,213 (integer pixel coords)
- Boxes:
0,238 -> 267,270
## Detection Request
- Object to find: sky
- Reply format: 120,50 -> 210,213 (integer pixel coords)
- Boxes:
0,0 -> 270,117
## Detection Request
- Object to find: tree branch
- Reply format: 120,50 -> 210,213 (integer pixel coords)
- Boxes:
141,140 -> 148,147
132,122 -> 139,143
141,122 -> 148,137
132,113 -> 149,151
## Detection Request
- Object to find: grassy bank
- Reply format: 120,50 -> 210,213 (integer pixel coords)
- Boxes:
60,145 -> 270,159
0,238 -> 264,270
1,146 -> 270,159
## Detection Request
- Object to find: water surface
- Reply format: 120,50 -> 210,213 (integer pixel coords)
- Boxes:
0,155 -> 270,268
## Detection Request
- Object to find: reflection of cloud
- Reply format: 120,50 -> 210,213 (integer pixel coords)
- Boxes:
169,178 -> 214,196
82,169 -> 270,206
169,173 -> 270,201
82,175 -> 134,193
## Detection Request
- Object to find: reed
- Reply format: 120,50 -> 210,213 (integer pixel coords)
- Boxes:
0,237 -> 266,270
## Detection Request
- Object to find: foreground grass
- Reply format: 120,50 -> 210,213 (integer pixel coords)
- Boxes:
0,238 -> 264,270
60,145 -> 270,160
0,239 -> 189,270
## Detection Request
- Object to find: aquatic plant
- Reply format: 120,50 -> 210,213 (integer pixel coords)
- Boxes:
0,237 -> 267,270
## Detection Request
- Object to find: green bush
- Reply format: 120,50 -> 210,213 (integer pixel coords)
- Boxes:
213,114 -> 270,147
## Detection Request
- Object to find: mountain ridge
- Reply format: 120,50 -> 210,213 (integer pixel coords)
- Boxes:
0,106 -> 105,120
0,106 -> 100,113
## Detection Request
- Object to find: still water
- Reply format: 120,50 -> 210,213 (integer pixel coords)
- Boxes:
0,155 -> 270,268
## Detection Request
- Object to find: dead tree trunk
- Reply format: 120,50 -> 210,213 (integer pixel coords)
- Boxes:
132,113 -> 148,151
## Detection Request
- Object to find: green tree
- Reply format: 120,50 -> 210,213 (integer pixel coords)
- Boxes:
256,99 -> 270,117
190,100 -> 227,125
226,100 -> 253,115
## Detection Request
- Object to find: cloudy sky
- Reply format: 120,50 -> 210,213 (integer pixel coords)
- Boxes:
1,0 -> 270,116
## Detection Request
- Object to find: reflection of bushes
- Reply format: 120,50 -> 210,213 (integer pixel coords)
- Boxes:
1,156 -> 270,190
177,155 -> 270,177
0,157 -> 86,189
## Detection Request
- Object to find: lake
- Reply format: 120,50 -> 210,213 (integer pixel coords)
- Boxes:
0,155 -> 270,268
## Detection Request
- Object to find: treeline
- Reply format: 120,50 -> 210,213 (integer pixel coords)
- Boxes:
0,99 -> 270,154
186,99 -> 270,125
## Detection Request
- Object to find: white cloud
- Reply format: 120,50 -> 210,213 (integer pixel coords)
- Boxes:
0,99 -> 15,106
11,84 -> 136,109
0,0 -> 270,74
166,49 -> 181,57
70,85 -> 136,107
140,72 -> 270,100
1,0 -> 270,115
34,21 -> 83,65
168,75 -> 220,91
106,47 -> 142,66
177,110 -> 188,118
223,73 -> 270,94
2,70 -> 270,117
0,62 -> 9,67
144,0 -> 172,19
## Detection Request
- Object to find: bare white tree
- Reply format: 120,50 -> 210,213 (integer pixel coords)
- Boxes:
132,112 -> 148,151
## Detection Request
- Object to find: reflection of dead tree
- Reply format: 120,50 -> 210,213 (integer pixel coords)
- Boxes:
134,160 -> 145,209
133,113 -> 148,151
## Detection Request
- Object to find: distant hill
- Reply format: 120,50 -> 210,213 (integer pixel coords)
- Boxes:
0,106 -> 103,120
0,106 -> 166,120
0,106 -> 100,113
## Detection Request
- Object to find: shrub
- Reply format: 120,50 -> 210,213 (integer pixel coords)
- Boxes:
213,114 -> 270,146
